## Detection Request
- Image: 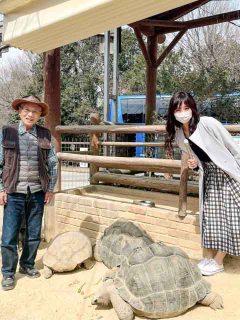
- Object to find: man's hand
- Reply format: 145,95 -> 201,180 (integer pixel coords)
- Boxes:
188,157 -> 198,170
0,191 -> 7,206
44,192 -> 54,205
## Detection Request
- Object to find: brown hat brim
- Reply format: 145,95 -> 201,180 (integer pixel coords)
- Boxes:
12,99 -> 49,117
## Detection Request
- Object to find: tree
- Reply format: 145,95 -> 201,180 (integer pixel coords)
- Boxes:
177,1 -> 240,99
60,40 -> 104,125
29,39 -> 104,126
0,50 -> 36,124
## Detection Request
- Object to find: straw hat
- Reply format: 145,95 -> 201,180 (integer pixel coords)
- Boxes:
12,95 -> 49,117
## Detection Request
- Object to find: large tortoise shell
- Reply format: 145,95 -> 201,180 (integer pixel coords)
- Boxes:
43,231 -> 92,272
113,243 -> 211,318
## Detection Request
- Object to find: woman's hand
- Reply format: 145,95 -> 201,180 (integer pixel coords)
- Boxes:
188,157 -> 198,170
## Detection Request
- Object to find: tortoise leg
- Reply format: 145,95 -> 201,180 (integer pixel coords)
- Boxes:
82,258 -> 95,270
107,280 -> 134,320
199,292 -> 224,310
93,240 -> 103,262
43,265 -> 53,279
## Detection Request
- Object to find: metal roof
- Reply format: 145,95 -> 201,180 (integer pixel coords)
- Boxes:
0,0 -> 196,53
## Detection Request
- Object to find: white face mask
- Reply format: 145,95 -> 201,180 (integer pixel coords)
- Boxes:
174,109 -> 192,124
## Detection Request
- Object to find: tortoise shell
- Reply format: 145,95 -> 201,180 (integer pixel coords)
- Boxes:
43,231 -> 92,272
96,219 -> 153,269
112,242 -> 211,318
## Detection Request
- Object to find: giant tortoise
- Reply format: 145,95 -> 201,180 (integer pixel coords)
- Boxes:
94,219 -> 153,269
42,231 -> 94,278
92,242 -> 223,319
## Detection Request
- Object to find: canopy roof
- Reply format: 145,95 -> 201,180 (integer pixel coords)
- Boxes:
0,0 -> 196,53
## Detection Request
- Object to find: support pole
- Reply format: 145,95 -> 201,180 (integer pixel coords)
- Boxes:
103,31 -> 110,156
90,113 -> 100,184
43,48 -> 61,190
112,28 -> 119,123
145,35 -> 158,125
103,31 -> 110,122
178,151 -> 189,217
111,28 -> 120,156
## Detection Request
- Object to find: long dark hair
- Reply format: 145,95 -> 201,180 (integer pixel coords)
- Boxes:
165,92 -> 199,157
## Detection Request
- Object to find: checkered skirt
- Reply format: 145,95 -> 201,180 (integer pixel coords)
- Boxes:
202,162 -> 240,255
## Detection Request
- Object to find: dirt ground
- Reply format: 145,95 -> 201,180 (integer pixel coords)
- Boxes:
0,209 -> 240,320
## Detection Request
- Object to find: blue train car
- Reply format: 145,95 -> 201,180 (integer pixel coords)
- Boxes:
109,94 -> 171,157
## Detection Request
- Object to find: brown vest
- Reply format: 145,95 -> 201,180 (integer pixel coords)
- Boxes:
2,123 -> 51,194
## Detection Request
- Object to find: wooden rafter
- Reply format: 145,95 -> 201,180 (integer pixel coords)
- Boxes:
129,23 -> 155,37
130,0 -> 211,39
142,10 -> 240,35
133,27 -> 152,67
129,0 -> 240,125
184,9 -> 240,29
140,19 -> 185,29
155,30 -> 186,68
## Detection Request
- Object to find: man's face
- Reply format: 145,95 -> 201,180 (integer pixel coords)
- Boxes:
18,102 -> 42,129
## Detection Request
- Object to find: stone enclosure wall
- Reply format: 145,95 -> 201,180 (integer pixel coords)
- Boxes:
44,186 -> 202,260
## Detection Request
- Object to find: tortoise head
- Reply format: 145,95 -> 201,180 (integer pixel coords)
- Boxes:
91,280 -> 115,306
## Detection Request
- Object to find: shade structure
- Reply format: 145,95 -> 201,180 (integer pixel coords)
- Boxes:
0,0 -> 196,53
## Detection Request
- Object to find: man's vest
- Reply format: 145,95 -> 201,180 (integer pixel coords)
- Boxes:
2,124 -> 51,194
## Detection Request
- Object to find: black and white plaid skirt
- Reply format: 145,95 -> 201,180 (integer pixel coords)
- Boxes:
202,161 -> 240,256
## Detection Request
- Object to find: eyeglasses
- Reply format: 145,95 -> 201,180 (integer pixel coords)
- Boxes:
20,107 -> 42,116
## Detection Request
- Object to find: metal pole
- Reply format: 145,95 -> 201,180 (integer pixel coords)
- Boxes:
112,28 -> 120,156
103,31 -> 110,122
103,31 -> 110,156
112,28 -> 119,123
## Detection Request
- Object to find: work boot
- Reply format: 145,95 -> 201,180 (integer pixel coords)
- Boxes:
1,275 -> 15,291
19,266 -> 40,278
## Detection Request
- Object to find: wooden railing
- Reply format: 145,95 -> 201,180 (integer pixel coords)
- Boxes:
56,120 -> 240,217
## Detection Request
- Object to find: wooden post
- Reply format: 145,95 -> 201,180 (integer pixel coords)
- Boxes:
90,113 -> 100,184
145,35 -> 158,125
43,48 -> 61,191
178,152 -> 189,217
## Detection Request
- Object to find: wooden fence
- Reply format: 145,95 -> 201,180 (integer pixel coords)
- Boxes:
56,117 -> 240,217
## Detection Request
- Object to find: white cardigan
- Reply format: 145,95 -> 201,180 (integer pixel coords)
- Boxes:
175,116 -> 240,238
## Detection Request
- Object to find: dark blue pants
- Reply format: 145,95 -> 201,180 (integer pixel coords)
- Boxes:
1,190 -> 45,276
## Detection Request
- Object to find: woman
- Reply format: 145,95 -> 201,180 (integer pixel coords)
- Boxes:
165,91 -> 240,276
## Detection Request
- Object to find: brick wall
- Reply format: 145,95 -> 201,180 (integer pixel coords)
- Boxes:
48,188 -> 202,260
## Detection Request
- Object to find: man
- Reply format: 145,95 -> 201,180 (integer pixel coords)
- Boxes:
0,95 -> 58,290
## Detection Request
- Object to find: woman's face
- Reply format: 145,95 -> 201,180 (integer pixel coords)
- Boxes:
174,102 -> 190,114
173,102 -> 192,124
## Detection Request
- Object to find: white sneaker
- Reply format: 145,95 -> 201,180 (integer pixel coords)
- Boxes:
197,258 -> 210,269
200,259 -> 224,276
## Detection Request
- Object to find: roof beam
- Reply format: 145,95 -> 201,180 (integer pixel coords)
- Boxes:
140,19 -> 185,29
145,10 -> 240,35
184,9 -> 240,29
